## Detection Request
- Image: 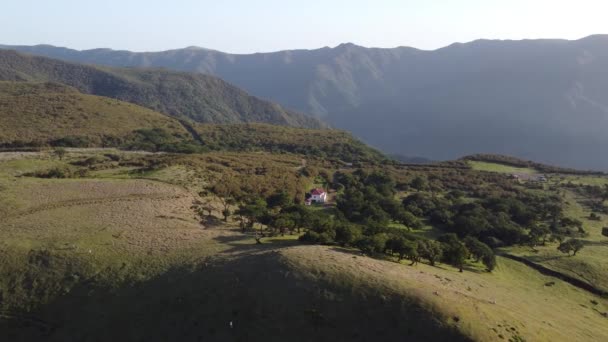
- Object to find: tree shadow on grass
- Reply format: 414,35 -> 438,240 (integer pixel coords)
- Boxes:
461,264 -> 486,274
212,232 -> 301,255
524,255 -> 567,263
581,240 -> 608,247
327,247 -> 466,273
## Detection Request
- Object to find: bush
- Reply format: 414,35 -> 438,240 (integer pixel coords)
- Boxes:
335,223 -> 362,247
51,136 -> 93,147
356,234 -> 388,255
557,239 -> 585,256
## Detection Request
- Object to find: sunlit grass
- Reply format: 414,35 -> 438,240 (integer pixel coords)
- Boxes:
468,161 -> 537,174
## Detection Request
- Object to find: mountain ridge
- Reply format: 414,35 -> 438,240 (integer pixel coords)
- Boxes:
5,35 -> 607,55
3,35 -> 608,169
0,49 -> 325,129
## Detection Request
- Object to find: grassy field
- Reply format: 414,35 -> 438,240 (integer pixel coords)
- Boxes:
1,150 -> 608,341
471,163 -> 608,294
554,175 -> 608,187
285,245 -> 608,342
468,161 -> 537,174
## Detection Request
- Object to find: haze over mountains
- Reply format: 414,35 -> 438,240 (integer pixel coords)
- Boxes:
4,35 -> 608,170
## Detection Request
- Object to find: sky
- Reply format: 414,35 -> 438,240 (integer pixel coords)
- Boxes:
2,0 -> 607,53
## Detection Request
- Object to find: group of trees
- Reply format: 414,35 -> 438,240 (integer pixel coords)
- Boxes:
195,123 -> 386,163
200,162 -> 592,274
304,170 -> 498,272
401,187 -> 588,252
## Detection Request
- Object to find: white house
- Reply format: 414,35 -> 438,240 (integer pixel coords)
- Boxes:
310,188 -> 327,203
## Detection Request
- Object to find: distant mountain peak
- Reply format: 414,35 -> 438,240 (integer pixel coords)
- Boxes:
183,46 -> 209,51
335,42 -> 361,49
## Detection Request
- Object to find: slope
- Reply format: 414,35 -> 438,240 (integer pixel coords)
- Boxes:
0,49 -> 324,129
0,81 -> 191,148
0,81 -> 383,161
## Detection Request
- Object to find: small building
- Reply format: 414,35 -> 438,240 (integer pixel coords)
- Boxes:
310,188 -> 327,204
510,173 -> 548,183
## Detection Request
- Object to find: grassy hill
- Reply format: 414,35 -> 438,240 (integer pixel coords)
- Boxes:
196,123 -> 385,162
0,81 -> 384,162
1,150 -> 607,341
0,49 -> 324,129
0,81 -> 193,148
463,154 -> 605,175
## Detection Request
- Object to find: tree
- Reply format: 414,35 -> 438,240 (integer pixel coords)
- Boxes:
236,198 -> 268,232
410,176 -> 429,192
208,180 -> 240,222
439,234 -> 469,272
481,253 -> 496,272
417,240 -> 443,266
299,216 -> 336,244
191,199 -> 217,222
221,208 -> 233,222
357,234 -> 388,255
282,204 -> 313,233
335,223 -> 362,247
386,236 -> 418,263
464,235 -> 497,272
266,190 -> 293,210
270,214 -> 295,236
557,239 -> 585,256
53,147 -> 67,160
394,209 -> 423,231
464,237 -> 494,263
401,240 -> 420,265
452,243 -> 469,272
529,224 -> 551,247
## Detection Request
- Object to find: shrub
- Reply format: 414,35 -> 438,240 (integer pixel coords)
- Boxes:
51,136 -> 93,147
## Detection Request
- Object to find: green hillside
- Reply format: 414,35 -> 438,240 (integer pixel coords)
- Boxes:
196,123 -> 385,162
0,81 -> 191,147
0,82 -> 382,161
0,49 -> 324,129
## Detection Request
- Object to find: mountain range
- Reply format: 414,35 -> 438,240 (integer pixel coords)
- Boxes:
5,36 -> 608,169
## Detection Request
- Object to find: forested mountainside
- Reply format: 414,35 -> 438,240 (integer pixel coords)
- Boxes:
0,49 -> 325,128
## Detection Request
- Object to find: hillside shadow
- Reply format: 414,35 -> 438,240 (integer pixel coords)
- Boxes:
0,247 -> 471,342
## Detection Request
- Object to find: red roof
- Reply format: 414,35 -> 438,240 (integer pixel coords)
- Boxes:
311,188 -> 326,195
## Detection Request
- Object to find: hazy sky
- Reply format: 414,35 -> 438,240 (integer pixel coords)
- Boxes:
2,0 -> 607,53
